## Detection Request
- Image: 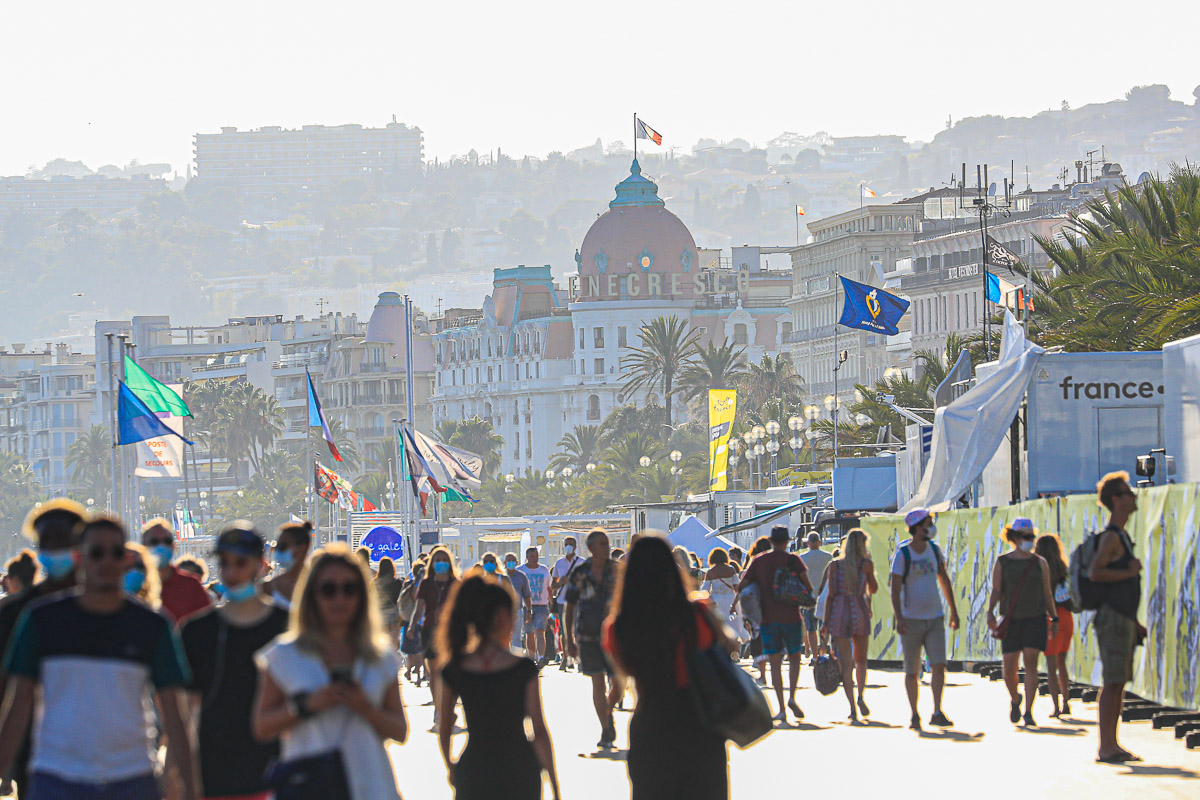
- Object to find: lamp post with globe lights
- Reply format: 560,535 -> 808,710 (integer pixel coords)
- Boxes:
787,416 -> 804,466
804,404 -> 822,469
504,472 -> 515,494
764,420 -> 781,487
751,426 -> 766,490
727,437 -> 741,490
639,456 -> 651,470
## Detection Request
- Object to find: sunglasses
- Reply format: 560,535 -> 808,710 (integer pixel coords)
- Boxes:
317,580 -> 361,599
1017,533 -> 1037,542
145,537 -> 173,547
86,545 -> 126,561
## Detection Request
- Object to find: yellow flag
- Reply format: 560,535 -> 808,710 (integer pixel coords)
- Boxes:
708,389 -> 738,492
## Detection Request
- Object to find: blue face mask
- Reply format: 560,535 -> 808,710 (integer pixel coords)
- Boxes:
151,545 -> 174,568
224,581 -> 257,604
275,549 -> 295,571
433,561 -> 450,576
483,562 -> 497,574
124,570 -> 146,594
40,550 -> 75,580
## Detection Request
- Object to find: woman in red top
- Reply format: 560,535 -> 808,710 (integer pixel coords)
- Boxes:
604,534 -> 733,800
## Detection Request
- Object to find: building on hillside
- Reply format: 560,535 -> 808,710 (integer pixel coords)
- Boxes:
193,122 -> 423,195
786,202 -> 923,421
0,174 -> 169,220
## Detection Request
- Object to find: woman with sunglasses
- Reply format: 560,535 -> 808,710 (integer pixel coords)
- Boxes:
986,518 -> 1058,727
412,546 -> 459,719
254,544 -> 408,800
182,523 -> 289,800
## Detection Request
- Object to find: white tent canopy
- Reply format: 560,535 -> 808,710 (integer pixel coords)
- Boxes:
668,515 -> 736,560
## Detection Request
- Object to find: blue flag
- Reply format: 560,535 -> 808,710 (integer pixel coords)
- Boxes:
117,382 -> 192,446
838,276 -> 909,336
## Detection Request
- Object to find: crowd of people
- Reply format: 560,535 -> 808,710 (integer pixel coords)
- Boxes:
0,468 -> 1150,798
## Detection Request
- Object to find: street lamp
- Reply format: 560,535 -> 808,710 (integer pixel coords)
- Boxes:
669,450 -> 682,476
806,428 -> 818,469
764,421 -> 780,487
504,473 -> 515,494
562,467 -> 574,480
787,416 -> 803,466
728,437 -> 742,490
639,456 -> 651,469
586,463 -> 596,473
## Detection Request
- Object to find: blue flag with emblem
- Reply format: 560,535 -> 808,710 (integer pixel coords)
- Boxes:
117,382 -> 193,445
837,276 -> 909,336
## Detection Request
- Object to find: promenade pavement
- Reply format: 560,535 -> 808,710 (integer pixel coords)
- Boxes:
391,662 -> 1199,799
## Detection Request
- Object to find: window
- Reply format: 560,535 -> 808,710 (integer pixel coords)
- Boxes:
594,358 -> 604,375
734,324 -> 748,346
618,326 -> 627,348
781,321 -> 793,341
487,366 -> 493,382
525,363 -> 531,379
580,360 -> 586,375
594,327 -> 604,348
579,328 -> 586,349
587,394 -> 601,421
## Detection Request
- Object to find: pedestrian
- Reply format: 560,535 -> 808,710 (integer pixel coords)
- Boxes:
564,529 -> 624,748
699,548 -> 738,619
516,547 -> 552,666
1088,472 -> 1145,764
550,537 -> 583,670
263,520 -> 314,609
798,532 -> 832,663
986,518 -> 1057,726
728,546 -> 745,571
604,534 -> 732,800
253,543 -> 408,800
182,522 -> 289,800
374,557 -> 403,649
734,525 -> 812,723
1035,532 -> 1075,718
503,552 -> 533,654
0,514 -> 199,800
176,556 -> 209,585
0,499 -> 86,800
436,571 -> 561,800
825,528 -> 878,722
142,518 -> 213,624
889,508 -> 959,730
412,546 -> 460,717
741,536 -> 772,684
355,546 -> 373,570
611,548 -> 626,563
399,562 -> 426,685
124,542 -> 162,608
1,553 -> 36,598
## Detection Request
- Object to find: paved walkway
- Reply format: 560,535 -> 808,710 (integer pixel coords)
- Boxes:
391,661 -> 1199,799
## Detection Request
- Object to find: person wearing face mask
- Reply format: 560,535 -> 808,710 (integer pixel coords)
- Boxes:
502,553 -> 533,653
123,542 -> 163,609
890,508 -> 959,731
412,547 -> 459,720
263,521 -> 314,609
181,522 -> 289,800
142,518 -> 212,624
0,500 -> 85,800
986,518 -> 1057,727
549,537 -> 582,670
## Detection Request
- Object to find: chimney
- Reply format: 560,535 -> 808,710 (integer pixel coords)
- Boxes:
1075,160 -> 1084,183
12,343 -> 25,353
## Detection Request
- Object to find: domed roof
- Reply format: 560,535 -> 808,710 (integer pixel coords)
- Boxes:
365,291 -> 405,344
577,160 -> 699,302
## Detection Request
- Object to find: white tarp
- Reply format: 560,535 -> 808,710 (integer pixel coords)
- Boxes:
668,515 -> 736,560
903,311 -> 1044,512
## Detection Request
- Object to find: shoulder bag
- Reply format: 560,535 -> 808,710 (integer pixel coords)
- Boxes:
684,607 -> 773,749
263,665 -> 357,800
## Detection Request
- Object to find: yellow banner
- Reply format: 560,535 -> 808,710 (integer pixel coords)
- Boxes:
708,389 -> 737,491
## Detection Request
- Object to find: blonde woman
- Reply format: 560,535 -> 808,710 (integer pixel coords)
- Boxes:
253,543 -> 409,800
825,528 -> 878,723
123,541 -> 163,609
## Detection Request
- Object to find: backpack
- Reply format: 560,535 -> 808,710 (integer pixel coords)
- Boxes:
772,556 -> 815,608
898,541 -> 943,583
1068,528 -> 1115,612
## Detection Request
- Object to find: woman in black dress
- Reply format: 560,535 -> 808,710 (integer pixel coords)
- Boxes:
436,569 -> 560,800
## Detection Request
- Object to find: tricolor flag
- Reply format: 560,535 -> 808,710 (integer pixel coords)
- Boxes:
985,272 -> 1034,312
795,205 -> 806,216
635,118 -> 663,145
306,369 -> 342,462
861,184 -> 876,198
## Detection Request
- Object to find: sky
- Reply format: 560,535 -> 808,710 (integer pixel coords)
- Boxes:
2,0 -> 1197,177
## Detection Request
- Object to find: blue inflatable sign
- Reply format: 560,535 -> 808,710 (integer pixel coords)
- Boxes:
360,526 -> 405,563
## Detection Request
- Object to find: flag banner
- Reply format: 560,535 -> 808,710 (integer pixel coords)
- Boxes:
118,382 -> 193,446
985,271 -> 1033,311
173,508 -> 198,540
985,271 -> 1002,304
861,185 -> 876,198
635,118 -> 663,145
124,357 -> 192,417
708,389 -> 737,492
306,369 -> 342,462
135,413 -> 185,478
795,205 -> 805,216
314,462 -> 341,505
838,276 -> 909,336
985,235 -> 1022,269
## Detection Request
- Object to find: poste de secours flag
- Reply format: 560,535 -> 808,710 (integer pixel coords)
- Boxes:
838,275 -> 909,336
306,369 -> 342,461
118,382 -> 193,446
124,357 -> 192,417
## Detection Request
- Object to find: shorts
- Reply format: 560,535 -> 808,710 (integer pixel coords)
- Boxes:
1001,615 -> 1047,654
579,639 -> 614,677
901,616 -> 946,674
30,771 -> 159,800
511,610 -> 525,648
1094,605 -> 1137,685
801,607 -> 819,631
528,605 -> 549,632
1045,609 -> 1074,656
760,621 -> 805,656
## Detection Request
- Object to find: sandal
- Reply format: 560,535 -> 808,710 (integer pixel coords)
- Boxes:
857,697 -> 870,717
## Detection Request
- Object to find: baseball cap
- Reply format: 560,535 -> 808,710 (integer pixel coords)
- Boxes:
904,508 -> 931,528
216,521 -> 265,559
1008,517 -> 1037,535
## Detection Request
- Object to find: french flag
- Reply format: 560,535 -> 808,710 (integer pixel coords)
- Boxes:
306,369 -> 342,462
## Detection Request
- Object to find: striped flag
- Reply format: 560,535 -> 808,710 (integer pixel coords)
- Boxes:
795,205 -> 805,216
635,118 -> 663,145
861,185 -> 876,198
305,369 -> 342,462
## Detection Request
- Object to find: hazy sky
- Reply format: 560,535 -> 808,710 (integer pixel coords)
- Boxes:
3,0 -> 1196,177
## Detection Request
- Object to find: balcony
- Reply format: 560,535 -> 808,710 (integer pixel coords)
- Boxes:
785,324 -> 836,344
360,426 -> 388,438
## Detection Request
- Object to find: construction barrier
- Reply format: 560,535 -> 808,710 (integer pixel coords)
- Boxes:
856,483 -> 1199,710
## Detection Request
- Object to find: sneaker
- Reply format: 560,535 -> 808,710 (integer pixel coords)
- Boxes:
909,712 -> 922,731
1023,712 -> 1036,727
929,711 -> 953,727
1009,699 -> 1021,724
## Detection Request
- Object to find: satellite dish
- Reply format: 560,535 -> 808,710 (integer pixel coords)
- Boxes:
988,182 -> 997,196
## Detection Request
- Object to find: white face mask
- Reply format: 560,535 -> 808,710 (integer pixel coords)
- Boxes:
926,522 -> 937,539
1018,540 -> 1035,553
564,545 -> 576,556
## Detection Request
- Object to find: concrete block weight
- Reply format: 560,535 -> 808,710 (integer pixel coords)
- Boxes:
1187,731 -> 1200,749
1175,721 -> 1200,739
1152,711 -> 1199,730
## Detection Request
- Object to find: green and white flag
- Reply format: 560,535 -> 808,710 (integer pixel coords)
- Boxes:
124,357 -> 192,417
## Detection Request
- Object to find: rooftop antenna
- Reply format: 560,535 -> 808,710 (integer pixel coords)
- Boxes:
958,161 -> 1014,362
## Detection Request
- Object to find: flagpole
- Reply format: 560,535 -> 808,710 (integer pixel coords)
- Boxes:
633,113 -> 637,162
832,273 -> 839,470
106,333 -> 118,514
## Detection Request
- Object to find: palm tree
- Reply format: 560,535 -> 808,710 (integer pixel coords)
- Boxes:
66,424 -> 111,502
445,416 -> 504,477
912,332 -> 971,392
619,316 -> 701,425
603,431 -> 662,476
745,352 -> 805,413
435,419 -> 460,444
1030,164 -> 1200,351
308,418 -> 361,474
549,424 -> 606,473
677,340 -> 747,403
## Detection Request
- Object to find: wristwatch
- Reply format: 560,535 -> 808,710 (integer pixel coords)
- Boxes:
289,692 -> 315,719
1049,616 -> 1059,623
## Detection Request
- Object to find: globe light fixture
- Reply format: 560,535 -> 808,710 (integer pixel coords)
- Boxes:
586,463 -> 597,473
855,413 -> 871,426
788,415 -> 803,431
505,473 -> 515,484
884,367 -> 903,381
639,456 -> 651,468
754,442 -> 765,456
765,420 -> 780,436
546,469 -> 556,480
751,425 -> 766,440
562,466 -> 574,479
824,394 -> 836,412
669,450 -> 682,464
804,404 -> 821,421
766,439 -> 780,455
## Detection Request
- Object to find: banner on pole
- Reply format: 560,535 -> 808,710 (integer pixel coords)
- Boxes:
135,390 -> 185,478
708,389 -> 737,492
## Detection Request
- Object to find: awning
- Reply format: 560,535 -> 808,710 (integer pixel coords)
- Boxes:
712,497 -> 816,536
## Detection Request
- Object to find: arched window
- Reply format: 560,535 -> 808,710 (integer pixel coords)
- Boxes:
587,395 -> 601,421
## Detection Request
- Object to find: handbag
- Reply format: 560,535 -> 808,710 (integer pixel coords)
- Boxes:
684,611 -> 773,748
813,655 -> 841,696
264,667 -> 357,800
992,558 -> 1037,641
772,557 -> 816,608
